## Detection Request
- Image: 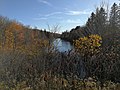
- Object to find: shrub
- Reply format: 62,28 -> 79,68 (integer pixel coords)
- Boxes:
74,34 -> 102,56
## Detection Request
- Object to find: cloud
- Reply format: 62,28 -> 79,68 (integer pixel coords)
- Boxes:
66,10 -> 92,16
66,11 -> 81,15
34,11 -> 63,21
50,16 -> 63,19
62,19 -> 81,24
38,9 -> 91,18
33,17 -> 47,20
38,0 -> 52,7
45,12 -> 62,17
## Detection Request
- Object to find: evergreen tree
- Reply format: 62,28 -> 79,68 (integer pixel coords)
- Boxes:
95,7 -> 107,34
86,7 -> 107,35
117,3 -> 120,29
86,12 -> 96,34
109,3 -> 119,29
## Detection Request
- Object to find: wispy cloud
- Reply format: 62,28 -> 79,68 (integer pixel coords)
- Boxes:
34,9 -> 91,22
33,17 -> 47,20
66,10 -> 92,16
50,16 -> 63,19
45,12 -> 62,17
62,19 -> 81,24
38,0 -> 52,7
40,9 -> 91,17
66,11 -> 81,15
33,12 -> 63,21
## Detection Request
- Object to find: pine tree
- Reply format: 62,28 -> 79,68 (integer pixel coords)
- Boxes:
109,3 -> 119,29
86,7 -> 107,35
95,7 -> 107,34
86,12 -> 96,34
117,3 -> 120,29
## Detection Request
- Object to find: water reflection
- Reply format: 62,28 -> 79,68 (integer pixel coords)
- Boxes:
53,38 -> 73,52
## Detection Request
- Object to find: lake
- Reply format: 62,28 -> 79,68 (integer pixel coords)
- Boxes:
53,38 -> 73,52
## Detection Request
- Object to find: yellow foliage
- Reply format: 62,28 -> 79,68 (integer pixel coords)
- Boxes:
4,29 -> 14,50
74,34 -> 102,56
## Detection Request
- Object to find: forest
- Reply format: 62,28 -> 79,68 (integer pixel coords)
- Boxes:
0,2 -> 120,90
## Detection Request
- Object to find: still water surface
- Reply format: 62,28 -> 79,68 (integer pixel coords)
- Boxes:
53,38 -> 73,52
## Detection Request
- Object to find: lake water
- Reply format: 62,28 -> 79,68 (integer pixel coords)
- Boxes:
53,38 -> 73,52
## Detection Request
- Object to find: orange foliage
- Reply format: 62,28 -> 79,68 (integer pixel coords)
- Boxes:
3,21 -> 25,50
9,21 -> 23,31
0,20 -> 50,51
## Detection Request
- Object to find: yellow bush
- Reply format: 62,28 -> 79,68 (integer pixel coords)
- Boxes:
74,34 -> 102,56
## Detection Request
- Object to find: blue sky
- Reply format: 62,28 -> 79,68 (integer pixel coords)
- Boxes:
0,0 -> 119,33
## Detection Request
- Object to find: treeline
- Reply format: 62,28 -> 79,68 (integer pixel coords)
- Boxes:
61,3 -> 120,44
0,16 -> 60,50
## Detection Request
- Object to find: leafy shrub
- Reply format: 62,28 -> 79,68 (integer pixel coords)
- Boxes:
74,34 -> 102,56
